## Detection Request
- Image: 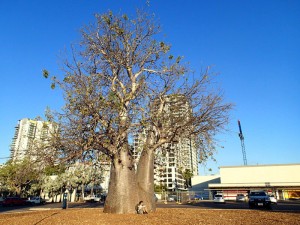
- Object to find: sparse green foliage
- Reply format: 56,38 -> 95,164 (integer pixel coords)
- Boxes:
42,69 -> 49,78
44,164 -> 65,176
182,169 -> 193,180
182,169 -> 193,188
122,14 -> 128,20
154,184 -> 167,192
41,163 -> 104,198
44,9 -> 232,214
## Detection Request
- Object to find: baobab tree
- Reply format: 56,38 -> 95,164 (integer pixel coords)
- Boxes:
44,10 -> 233,214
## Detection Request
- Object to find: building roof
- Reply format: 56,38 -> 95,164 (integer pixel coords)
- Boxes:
209,182 -> 300,189
219,163 -> 300,169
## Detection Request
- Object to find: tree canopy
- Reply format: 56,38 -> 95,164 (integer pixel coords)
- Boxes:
44,10 -> 233,214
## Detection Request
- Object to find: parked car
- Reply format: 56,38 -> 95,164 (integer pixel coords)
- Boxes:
213,194 -> 225,203
93,194 -> 101,202
269,194 -> 278,204
93,194 -> 108,202
236,194 -> 246,202
84,194 -> 95,201
248,191 -> 271,209
192,194 -> 203,200
167,195 -> 177,202
26,196 -> 46,205
2,197 -> 27,207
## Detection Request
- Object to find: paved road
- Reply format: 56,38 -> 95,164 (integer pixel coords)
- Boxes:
159,200 -> 300,212
1,200 -> 299,214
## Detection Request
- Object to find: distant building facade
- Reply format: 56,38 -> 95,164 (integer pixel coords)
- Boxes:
191,163 -> 300,200
10,118 -> 55,162
133,95 -> 199,191
189,175 -> 221,199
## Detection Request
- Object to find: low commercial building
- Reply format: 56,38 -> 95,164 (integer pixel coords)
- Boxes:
208,163 -> 300,200
189,175 -> 220,199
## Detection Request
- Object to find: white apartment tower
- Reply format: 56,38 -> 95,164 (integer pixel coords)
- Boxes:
10,118 -> 54,162
154,139 -> 198,191
133,95 -> 198,191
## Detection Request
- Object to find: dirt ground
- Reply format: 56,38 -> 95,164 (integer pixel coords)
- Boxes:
0,208 -> 299,225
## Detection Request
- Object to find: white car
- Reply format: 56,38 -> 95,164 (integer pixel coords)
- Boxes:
269,194 -> 277,204
26,196 -> 46,205
213,194 -> 225,203
167,195 -> 177,202
94,195 -> 101,202
84,194 -> 95,201
236,194 -> 246,202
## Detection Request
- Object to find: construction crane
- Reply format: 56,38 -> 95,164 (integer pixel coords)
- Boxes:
238,120 -> 247,165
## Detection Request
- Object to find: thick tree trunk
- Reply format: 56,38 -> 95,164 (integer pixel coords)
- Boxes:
103,149 -> 138,214
137,148 -> 156,212
136,128 -> 157,212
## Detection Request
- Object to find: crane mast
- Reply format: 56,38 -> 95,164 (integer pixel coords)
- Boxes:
238,120 -> 247,165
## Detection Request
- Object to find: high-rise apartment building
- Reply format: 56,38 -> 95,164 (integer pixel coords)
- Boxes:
10,118 -> 54,162
151,137 -> 198,191
133,95 -> 198,191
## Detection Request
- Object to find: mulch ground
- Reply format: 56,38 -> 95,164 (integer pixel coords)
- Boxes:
0,208 -> 299,225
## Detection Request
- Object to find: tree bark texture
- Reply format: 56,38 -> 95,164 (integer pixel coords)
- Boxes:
103,150 -> 139,214
136,149 -> 156,212
136,129 -> 157,212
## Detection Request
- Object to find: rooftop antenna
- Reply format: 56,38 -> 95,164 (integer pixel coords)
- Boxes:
238,120 -> 247,165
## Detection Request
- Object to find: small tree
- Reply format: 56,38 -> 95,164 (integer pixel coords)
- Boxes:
44,10 -> 233,214
182,169 -> 193,188
66,162 -> 104,200
0,159 -> 40,197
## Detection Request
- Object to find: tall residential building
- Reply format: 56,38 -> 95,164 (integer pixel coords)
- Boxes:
133,95 -> 199,191
10,118 -> 54,162
152,137 -> 198,191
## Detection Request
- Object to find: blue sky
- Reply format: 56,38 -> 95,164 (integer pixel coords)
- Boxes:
0,0 -> 299,175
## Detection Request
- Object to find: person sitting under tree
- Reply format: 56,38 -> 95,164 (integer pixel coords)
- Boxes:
136,201 -> 148,214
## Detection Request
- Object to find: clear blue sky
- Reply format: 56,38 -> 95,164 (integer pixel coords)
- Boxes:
1,0 -> 299,175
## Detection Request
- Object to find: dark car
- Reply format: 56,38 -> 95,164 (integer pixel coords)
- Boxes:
2,197 -> 27,207
248,191 -> 271,209
192,194 -> 203,200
